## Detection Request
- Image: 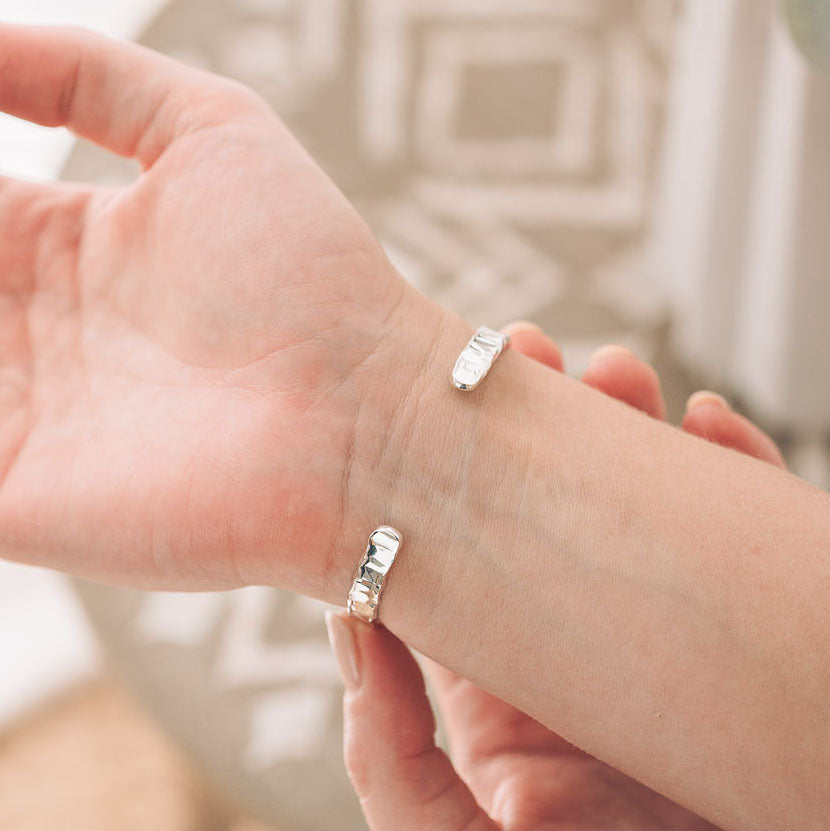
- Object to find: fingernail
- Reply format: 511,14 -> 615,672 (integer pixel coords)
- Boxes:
686,390 -> 730,413
588,344 -> 636,366
325,610 -> 362,690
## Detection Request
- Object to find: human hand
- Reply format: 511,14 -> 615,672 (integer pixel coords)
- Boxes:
327,327 -> 785,830
0,25 -> 431,592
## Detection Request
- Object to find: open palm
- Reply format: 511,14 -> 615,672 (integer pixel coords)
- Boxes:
336,326 -> 786,830
0,25 -> 407,591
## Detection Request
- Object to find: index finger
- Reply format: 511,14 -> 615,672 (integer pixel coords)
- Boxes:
0,23 -> 266,168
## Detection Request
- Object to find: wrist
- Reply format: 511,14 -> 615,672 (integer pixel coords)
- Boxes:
334,281 -> 555,648
326,282 -> 474,607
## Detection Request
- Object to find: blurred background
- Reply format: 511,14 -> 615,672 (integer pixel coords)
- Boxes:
1,0 -> 828,829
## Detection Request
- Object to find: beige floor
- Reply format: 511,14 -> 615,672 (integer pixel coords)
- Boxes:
0,682 -> 276,831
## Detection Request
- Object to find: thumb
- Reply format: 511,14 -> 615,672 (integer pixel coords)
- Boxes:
325,611 -> 498,831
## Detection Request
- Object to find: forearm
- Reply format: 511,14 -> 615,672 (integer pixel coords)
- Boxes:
328,287 -> 830,830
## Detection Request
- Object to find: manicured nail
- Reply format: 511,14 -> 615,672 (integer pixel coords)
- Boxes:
686,390 -> 730,413
325,610 -> 362,690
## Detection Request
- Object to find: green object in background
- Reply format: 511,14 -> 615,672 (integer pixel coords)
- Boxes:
785,0 -> 830,71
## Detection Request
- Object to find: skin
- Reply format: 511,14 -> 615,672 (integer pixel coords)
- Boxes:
0,24 -> 406,593
2,25 -> 829,830
329,324 -> 786,830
